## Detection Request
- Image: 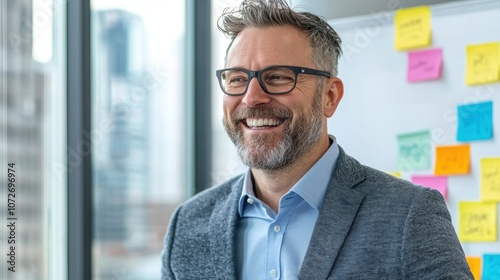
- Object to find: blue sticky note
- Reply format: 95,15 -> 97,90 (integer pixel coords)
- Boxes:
483,254 -> 500,280
457,101 -> 493,141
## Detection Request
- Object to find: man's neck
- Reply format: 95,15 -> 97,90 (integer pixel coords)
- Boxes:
251,135 -> 331,212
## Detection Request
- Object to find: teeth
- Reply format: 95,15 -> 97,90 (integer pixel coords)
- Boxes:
247,118 -> 281,128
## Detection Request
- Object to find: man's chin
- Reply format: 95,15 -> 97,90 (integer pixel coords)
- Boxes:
237,142 -> 287,169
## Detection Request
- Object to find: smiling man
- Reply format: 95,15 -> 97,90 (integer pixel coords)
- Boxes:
161,1 -> 473,279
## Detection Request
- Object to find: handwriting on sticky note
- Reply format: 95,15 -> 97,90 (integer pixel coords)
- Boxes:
465,42 -> 500,85
457,101 -> 493,142
411,175 -> 447,199
394,6 -> 432,50
434,144 -> 470,175
481,158 -> 500,202
407,48 -> 443,82
483,254 -> 500,280
459,201 -> 497,242
397,130 -> 431,171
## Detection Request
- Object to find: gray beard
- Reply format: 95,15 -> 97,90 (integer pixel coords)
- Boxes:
223,92 -> 323,170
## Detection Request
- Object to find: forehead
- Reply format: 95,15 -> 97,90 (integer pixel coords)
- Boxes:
226,25 -> 314,68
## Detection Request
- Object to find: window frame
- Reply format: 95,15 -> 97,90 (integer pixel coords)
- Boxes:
66,0 -> 92,279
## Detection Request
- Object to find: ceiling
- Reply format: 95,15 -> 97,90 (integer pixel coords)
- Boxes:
287,0 -> 466,19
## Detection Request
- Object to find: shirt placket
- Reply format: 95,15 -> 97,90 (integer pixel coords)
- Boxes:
265,200 -> 295,280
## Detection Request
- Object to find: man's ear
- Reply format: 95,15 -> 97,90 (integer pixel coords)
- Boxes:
323,77 -> 344,118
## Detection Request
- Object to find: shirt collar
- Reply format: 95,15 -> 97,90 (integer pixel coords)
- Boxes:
238,136 -> 340,216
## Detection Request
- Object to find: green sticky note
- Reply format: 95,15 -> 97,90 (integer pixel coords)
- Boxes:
397,130 -> 431,171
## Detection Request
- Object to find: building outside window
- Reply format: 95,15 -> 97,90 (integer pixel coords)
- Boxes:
1,0 -> 67,279
91,1 -> 186,279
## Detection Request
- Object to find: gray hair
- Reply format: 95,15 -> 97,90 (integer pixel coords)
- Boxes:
217,0 -> 342,76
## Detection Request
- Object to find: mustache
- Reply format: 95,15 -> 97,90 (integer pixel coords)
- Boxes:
231,107 -> 293,122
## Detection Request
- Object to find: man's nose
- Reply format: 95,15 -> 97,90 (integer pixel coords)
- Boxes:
241,78 -> 272,107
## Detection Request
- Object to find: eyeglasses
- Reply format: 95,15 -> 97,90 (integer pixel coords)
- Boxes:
215,65 -> 331,96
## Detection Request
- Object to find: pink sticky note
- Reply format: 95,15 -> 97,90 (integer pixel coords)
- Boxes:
407,48 -> 443,82
411,175 -> 448,199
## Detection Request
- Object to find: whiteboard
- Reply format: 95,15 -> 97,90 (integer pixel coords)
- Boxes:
329,0 -> 500,257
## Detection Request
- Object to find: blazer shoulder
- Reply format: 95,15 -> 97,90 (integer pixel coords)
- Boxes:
336,146 -> 439,201
360,164 -> 445,204
176,174 -> 244,218
336,148 -> 418,193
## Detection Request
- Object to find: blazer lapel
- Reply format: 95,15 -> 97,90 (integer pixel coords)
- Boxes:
298,148 -> 366,279
208,176 -> 243,280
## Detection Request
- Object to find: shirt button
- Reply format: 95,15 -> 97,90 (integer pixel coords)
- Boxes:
274,225 -> 281,233
246,198 -> 254,204
270,269 -> 277,277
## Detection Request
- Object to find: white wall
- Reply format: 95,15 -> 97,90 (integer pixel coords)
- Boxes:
329,0 -> 500,257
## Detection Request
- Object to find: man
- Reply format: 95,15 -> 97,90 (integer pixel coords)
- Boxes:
162,0 -> 473,279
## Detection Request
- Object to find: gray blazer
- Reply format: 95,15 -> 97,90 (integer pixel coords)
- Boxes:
162,147 -> 473,279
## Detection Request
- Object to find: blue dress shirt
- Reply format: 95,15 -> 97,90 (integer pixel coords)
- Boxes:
236,139 -> 340,280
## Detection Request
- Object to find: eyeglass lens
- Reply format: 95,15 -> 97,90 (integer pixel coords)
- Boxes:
220,67 -> 296,95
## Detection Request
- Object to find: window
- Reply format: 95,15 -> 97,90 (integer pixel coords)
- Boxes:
210,0 -> 247,186
1,0 -> 66,278
90,1 -> 186,279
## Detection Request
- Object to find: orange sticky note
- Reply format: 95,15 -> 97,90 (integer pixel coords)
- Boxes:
466,256 -> 481,280
434,144 -> 470,175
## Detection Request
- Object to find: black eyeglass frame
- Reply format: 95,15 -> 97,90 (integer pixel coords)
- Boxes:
215,65 -> 332,96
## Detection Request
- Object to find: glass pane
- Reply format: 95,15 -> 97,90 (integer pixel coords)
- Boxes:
211,0 -> 246,186
91,1 -> 186,279
1,0 -> 67,279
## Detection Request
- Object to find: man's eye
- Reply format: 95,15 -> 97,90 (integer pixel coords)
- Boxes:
269,75 -> 292,81
228,77 -> 247,84
266,74 -> 294,85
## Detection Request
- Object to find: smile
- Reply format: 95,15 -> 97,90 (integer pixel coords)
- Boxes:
244,118 -> 284,129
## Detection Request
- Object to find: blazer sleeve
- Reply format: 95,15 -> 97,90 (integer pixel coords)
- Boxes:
401,187 -> 473,280
161,205 -> 181,280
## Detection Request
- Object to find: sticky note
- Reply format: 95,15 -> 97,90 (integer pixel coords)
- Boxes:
434,144 -> 470,175
457,101 -> 493,142
387,171 -> 402,178
397,130 -> 431,171
394,6 -> 432,51
458,201 -> 498,242
466,256 -> 481,280
481,158 -> 500,202
483,254 -> 500,280
407,48 -> 443,82
411,175 -> 447,199
465,42 -> 500,85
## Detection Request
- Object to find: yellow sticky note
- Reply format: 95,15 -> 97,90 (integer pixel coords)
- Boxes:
459,201 -> 498,242
466,256 -> 481,280
394,6 -> 432,51
481,158 -> 500,202
434,144 -> 470,175
465,42 -> 500,85
387,171 -> 402,178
